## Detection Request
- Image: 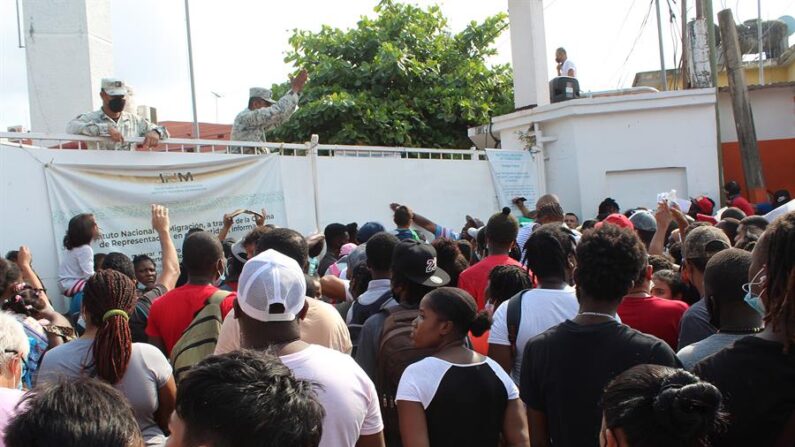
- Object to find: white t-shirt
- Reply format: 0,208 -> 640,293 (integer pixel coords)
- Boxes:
280,344 -> 383,447
561,59 -> 577,77
396,356 -> 518,408
489,287 -> 579,384
58,245 -> 94,293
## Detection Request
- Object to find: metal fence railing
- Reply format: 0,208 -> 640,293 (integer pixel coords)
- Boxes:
0,132 -> 487,161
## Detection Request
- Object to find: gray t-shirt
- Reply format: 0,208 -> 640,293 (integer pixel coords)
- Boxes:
677,332 -> 748,371
677,298 -> 717,349
38,339 -> 173,446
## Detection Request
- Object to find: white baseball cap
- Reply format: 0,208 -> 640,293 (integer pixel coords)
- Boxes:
237,249 -> 306,322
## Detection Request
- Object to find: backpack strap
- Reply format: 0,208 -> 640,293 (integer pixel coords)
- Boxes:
207,289 -> 232,305
506,289 -> 530,356
185,289 -> 232,324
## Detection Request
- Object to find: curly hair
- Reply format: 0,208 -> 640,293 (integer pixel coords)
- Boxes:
575,225 -> 646,302
83,270 -> 137,384
432,238 -> 469,287
763,212 -> 795,351
488,265 -> 532,308
523,223 -> 577,281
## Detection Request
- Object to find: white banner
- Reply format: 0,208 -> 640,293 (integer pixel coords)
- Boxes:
485,149 -> 540,215
44,155 -> 286,266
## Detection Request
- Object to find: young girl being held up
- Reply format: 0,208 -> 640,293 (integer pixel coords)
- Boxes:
59,213 -> 100,316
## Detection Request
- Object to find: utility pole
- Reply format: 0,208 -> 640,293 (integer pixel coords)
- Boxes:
702,0 -> 725,204
718,8 -> 767,203
757,0 -> 764,85
655,0 -> 667,90
681,0 -> 688,89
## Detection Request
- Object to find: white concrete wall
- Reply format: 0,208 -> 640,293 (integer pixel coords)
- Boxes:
493,89 -> 721,220
718,85 -> 795,142
23,0 -> 113,133
0,147 -> 498,309
508,0 -> 550,109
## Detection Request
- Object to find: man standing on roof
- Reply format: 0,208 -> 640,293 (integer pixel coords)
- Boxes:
230,69 -> 308,154
555,47 -> 576,77
66,78 -> 169,150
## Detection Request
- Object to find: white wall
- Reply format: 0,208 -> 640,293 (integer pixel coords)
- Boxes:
0,147 -> 498,309
23,0 -> 113,133
717,85 -> 795,142
492,88 -> 721,220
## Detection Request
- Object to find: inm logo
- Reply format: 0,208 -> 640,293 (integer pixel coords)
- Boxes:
159,172 -> 195,183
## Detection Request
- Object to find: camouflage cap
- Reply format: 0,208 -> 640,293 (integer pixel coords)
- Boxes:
101,78 -> 127,96
683,225 -> 730,261
249,87 -> 276,104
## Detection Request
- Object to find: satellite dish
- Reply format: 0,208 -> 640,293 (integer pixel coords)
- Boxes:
779,15 -> 795,36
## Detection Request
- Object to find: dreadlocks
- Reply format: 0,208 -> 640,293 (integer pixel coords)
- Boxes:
83,270 -> 137,384
764,212 -> 795,351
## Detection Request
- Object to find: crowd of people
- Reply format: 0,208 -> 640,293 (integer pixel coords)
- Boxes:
0,181 -> 793,447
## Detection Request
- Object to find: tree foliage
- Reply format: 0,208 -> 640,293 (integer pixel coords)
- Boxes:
266,0 -> 514,148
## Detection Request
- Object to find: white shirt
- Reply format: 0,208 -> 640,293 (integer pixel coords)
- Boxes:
396,356 -> 518,408
488,286 -> 579,384
58,245 -> 94,293
281,344 -> 383,447
561,59 -> 577,77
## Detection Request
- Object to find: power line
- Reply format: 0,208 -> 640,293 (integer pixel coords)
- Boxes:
612,0 -> 655,88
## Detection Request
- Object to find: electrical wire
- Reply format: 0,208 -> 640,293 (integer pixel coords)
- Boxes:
611,0 -> 655,88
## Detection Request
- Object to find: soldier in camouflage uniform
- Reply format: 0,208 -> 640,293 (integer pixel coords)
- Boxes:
66,78 -> 169,151
229,69 -> 308,154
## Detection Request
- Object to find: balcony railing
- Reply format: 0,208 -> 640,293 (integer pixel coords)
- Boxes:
0,132 -> 486,161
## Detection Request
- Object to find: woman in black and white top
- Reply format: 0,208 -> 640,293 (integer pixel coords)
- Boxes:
396,287 -> 530,447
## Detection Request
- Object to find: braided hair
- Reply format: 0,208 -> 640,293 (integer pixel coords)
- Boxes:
763,212 -> 795,351
522,223 -> 577,282
83,270 -> 137,384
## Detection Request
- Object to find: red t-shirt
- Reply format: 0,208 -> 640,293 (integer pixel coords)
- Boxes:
458,255 -> 523,310
617,295 -> 689,350
145,284 -> 236,356
728,196 -> 755,217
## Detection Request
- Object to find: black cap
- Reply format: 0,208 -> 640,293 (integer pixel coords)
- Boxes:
773,189 -> 791,206
392,240 -> 450,287
724,181 -> 741,196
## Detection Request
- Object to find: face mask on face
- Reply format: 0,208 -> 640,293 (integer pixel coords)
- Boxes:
742,268 -> 766,316
108,97 -> 126,113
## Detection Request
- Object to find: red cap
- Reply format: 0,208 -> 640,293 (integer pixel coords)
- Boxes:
596,213 -> 634,230
696,213 -> 717,224
692,196 -> 714,215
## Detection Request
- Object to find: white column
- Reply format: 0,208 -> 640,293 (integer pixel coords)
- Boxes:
22,0 -> 113,133
508,0 -> 550,109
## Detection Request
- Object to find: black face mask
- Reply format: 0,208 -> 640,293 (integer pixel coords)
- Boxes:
108,97 -> 126,113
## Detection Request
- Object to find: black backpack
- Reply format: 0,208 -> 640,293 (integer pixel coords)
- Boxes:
506,289 -> 532,357
347,291 -> 393,356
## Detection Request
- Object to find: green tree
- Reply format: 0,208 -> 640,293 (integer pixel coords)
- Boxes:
267,0 -> 514,148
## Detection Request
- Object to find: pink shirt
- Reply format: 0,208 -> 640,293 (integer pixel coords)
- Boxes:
0,387 -> 25,446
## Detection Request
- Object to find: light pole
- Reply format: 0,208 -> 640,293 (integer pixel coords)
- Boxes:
211,91 -> 222,123
184,0 -> 200,138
